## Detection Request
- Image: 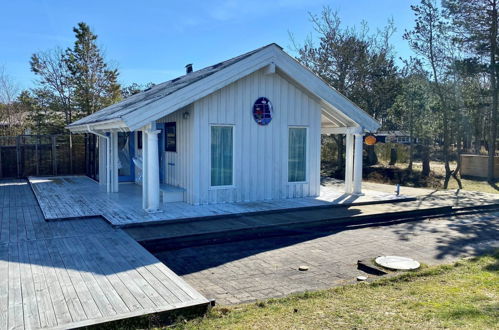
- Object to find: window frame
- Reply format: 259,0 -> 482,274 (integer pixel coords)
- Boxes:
164,122 -> 177,152
287,126 -> 309,184
209,124 -> 236,189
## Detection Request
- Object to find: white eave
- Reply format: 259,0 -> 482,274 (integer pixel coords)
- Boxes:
66,119 -> 129,133
67,44 -> 380,134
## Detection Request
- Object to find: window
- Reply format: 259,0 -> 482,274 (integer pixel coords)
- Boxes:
211,125 -> 233,186
165,122 -> 176,152
288,127 -> 307,182
137,131 -> 142,150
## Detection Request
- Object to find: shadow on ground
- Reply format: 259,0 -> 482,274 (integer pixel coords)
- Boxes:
157,211 -> 499,276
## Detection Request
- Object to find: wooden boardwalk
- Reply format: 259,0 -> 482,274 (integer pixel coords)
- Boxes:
0,179 -> 209,329
29,176 -> 405,227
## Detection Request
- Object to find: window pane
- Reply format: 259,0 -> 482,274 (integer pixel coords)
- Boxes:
288,127 -> 307,182
211,126 -> 233,186
165,122 -> 176,152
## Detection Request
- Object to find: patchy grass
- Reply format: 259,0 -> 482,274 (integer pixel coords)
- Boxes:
445,178 -> 499,195
361,162 -> 498,194
164,253 -> 498,330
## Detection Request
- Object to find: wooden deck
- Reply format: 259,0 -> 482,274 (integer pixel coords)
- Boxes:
29,176 -> 404,227
0,179 -> 209,329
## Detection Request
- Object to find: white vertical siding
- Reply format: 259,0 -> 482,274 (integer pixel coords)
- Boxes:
157,105 -> 196,203
193,68 -> 321,204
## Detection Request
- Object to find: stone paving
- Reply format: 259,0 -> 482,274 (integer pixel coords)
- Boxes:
156,211 -> 499,305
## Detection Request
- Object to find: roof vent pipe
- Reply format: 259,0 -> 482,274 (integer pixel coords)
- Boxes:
185,63 -> 193,74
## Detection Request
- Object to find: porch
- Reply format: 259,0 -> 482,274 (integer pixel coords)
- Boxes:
29,175 -> 405,227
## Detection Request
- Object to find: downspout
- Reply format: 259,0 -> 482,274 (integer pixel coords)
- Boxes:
87,125 -> 111,193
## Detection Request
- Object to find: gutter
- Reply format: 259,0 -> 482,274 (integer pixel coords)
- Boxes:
66,118 -> 128,133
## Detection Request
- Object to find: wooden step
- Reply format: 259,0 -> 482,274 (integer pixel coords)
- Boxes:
160,184 -> 185,203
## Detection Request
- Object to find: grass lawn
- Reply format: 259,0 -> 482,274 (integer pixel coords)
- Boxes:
445,178 -> 499,195
362,161 -> 499,194
166,252 -> 499,329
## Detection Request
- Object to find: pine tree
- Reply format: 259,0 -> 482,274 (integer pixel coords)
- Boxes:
64,22 -> 121,119
404,0 -> 462,188
444,0 -> 498,182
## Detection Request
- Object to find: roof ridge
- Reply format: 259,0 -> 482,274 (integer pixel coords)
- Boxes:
140,43 -> 280,93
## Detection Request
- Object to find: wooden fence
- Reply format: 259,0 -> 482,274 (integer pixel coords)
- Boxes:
0,134 -> 97,179
460,154 -> 499,179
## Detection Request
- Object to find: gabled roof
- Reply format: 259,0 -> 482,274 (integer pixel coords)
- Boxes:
68,43 -> 380,133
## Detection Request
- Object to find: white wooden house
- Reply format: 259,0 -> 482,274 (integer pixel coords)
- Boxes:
67,44 -> 380,212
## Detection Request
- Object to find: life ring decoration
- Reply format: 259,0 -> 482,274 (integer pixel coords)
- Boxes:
364,135 -> 377,145
252,97 -> 273,125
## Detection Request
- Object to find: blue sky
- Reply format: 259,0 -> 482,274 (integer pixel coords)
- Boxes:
0,0 -> 418,91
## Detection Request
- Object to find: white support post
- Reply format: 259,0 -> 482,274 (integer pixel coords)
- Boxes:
344,133 -> 354,194
98,136 -> 107,186
110,131 -> 119,192
142,127 -> 148,210
353,133 -> 364,195
142,123 -> 161,212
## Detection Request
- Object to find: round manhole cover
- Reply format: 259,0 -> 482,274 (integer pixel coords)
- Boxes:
375,256 -> 420,270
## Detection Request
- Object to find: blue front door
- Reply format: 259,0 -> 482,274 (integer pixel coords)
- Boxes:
118,131 -> 135,182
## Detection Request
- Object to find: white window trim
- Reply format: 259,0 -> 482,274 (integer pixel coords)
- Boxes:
287,125 -> 309,184
209,124 -> 236,189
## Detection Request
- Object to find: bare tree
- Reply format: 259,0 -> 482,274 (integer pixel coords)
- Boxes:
0,66 -> 24,135
291,7 -> 399,172
30,48 -> 74,125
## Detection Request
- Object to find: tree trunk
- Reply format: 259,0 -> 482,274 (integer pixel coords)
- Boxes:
366,144 -> 378,166
408,127 -> 414,172
389,147 -> 397,166
422,141 -> 431,177
489,0 -> 498,182
408,141 -> 413,172
452,136 -> 463,189
408,102 -> 414,172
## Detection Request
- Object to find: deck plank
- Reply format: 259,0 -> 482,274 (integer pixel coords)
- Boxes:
75,237 -> 143,313
0,179 -> 209,329
44,238 -> 88,323
34,240 -> 73,326
112,231 -> 201,301
18,241 -> 41,330
84,235 -> 156,310
69,237 -> 130,315
27,240 -> 58,328
8,243 -> 24,330
91,234 -> 169,308
58,237 -> 117,318
0,244 -> 10,330
106,233 -> 185,305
